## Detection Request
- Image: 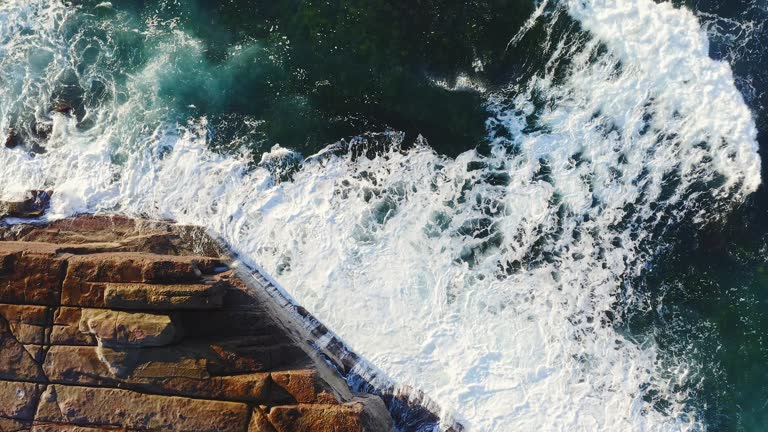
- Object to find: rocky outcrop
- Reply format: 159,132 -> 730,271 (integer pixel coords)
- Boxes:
0,214 -> 394,432
0,191 -> 52,219
4,129 -> 20,149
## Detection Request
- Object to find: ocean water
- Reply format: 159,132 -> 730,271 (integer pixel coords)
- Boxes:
0,0 -> 766,431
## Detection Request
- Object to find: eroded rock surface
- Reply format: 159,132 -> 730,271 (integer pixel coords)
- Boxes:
0,214 -> 393,432
0,191 -> 52,219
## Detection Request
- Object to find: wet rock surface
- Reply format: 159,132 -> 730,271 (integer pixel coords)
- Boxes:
0,191 -> 52,219
4,129 -> 21,149
0,214 -> 393,432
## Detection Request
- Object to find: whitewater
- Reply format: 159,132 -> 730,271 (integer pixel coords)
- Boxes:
0,0 -> 761,431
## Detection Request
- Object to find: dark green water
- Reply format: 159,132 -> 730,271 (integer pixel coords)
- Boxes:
624,0 -> 768,430
69,0 -> 564,156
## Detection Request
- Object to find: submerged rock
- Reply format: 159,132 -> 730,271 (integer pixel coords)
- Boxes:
32,121 -> 53,141
51,100 -> 74,116
3,129 -> 20,149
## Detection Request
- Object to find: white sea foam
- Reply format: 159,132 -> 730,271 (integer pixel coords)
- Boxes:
0,0 -> 761,431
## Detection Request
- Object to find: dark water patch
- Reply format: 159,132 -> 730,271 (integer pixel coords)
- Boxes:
60,0 -> 573,158
625,196 -> 768,430
613,1 -> 768,430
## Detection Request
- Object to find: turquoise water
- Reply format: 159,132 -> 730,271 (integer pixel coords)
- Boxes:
2,0 -> 768,430
50,0 -> 532,155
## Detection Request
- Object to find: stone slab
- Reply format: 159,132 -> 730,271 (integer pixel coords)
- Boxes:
44,345 -> 282,403
0,381 -> 46,420
78,309 -> 177,348
247,408 -> 277,432
0,316 -> 46,382
35,385 -> 250,432
0,245 -> 65,306
104,282 -> 226,310
0,416 -> 31,431
50,308 -> 95,346
0,304 -> 49,345
267,396 -> 392,432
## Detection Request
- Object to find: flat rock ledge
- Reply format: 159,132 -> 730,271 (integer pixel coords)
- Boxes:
0,213 -> 394,432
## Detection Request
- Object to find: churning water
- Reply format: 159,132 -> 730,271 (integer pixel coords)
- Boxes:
1,0 -> 766,430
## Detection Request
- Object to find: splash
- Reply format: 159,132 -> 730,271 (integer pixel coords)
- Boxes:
0,0 -> 760,430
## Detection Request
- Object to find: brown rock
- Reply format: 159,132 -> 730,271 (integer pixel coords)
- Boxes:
31,424 -> 148,432
0,244 -> 65,306
51,308 -> 96,346
103,282 -> 226,310
0,191 -> 52,219
0,316 -> 46,382
271,370 -> 323,404
83,252 -> 220,281
4,128 -> 20,149
51,101 -> 74,116
35,385 -> 250,432
44,343 -> 211,381
1,215 -> 223,257
268,396 -> 393,432
60,325 -> 291,379
61,253 -> 226,307
0,381 -> 46,420
34,386 -> 65,424
267,404 -> 360,432
0,304 -> 49,344
44,344 -> 279,402
31,424 -> 127,432
0,215 -> 400,432
23,344 -> 46,364
95,345 -> 210,379
44,336 -> 299,384
78,309 -> 178,348
205,337 -> 306,375
43,345 -> 107,383
0,416 -> 31,431
248,407 -> 277,432
0,216 -> 141,244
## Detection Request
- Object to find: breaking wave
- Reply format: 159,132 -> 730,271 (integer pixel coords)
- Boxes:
0,0 -> 760,430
